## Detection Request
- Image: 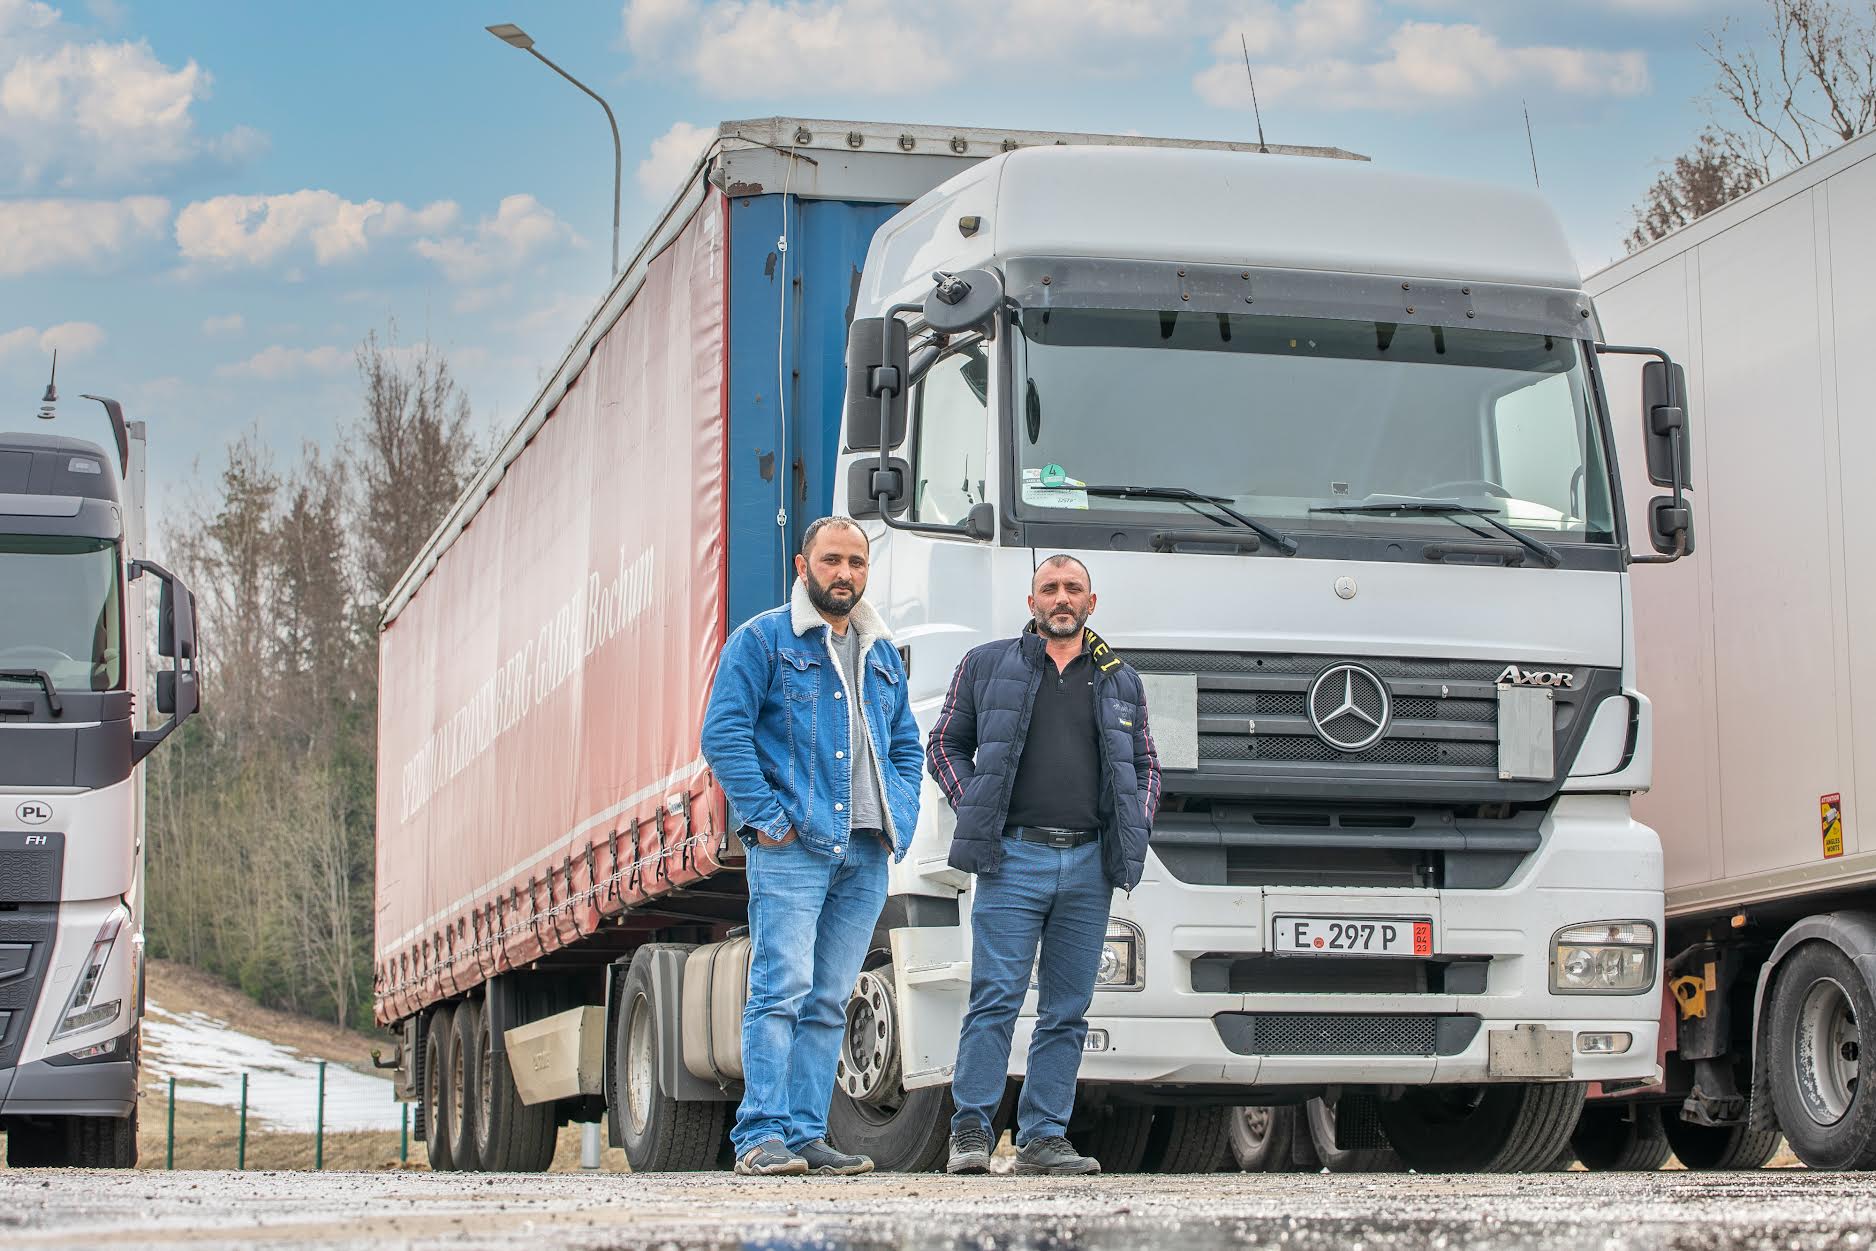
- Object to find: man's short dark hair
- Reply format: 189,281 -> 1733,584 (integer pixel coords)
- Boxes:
1033,553 -> 1091,590
801,515 -> 869,557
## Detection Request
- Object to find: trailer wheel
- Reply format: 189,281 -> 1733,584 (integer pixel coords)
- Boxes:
1228,1105 -> 1298,1171
423,1003 -> 457,1171
1140,1105 -> 1233,1172
445,998 -> 484,1171
614,951 -> 723,1171
1571,1102 -> 1670,1171
826,959 -> 953,1172
1764,940 -> 1876,1170
471,991 -> 556,1172
1297,1097 -> 1400,1172
1069,1105 -> 1154,1173
1378,1082 -> 1585,1173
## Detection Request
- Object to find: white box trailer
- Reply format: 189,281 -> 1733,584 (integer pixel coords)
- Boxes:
1585,126 -> 1876,1170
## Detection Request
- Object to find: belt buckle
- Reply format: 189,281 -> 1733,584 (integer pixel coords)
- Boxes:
1040,827 -> 1076,849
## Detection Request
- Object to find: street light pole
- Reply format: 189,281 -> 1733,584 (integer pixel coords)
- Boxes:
486,23 -> 622,278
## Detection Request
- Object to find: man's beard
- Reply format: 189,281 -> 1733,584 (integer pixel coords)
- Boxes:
1034,604 -> 1089,639
805,567 -> 862,617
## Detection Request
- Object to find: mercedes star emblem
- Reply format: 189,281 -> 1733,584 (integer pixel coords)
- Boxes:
1307,663 -> 1391,752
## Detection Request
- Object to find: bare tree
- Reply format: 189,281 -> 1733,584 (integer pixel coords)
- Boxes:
1627,130 -> 1766,251
1703,0 -> 1876,181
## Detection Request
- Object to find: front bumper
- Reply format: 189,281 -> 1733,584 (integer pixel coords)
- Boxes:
0,1056 -> 137,1118
1010,793 -> 1664,1086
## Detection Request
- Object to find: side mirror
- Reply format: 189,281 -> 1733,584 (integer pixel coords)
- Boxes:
923,269 -> 1003,336
131,558 -> 201,761
1648,496 -> 1696,556
844,317 -> 908,451
156,669 -> 176,716
1641,360 -> 1693,489
156,577 -> 175,659
847,455 -> 910,519
962,501 -> 995,542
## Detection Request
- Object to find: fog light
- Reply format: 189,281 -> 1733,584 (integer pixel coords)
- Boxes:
1083,1029 -> 1110,1053
1551,920 -> 1656,994
1576,1031 -> 1632,1055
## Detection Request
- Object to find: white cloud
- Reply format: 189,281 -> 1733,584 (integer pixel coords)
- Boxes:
1196,14 -> 1649,111
624,0 -> 956,95
0,194 -> 167,275
201,313 -> 244,335
215,344 -> 349,380
636,121 -> 714,198
0,319 -> 105,359
0,9 -> 264,190
413,194 -> 578,283
174,190 -> 459,268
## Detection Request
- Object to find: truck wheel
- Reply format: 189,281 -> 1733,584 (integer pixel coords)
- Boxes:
1140,1105 -> 1233,1172
1069,1105 -> 1154,1173
1228,1105 -> 1298,1171
67,1110 -> 138,1168
1299,1097 -> 1399,1172
423,1003 -> 457,1171
1378,1082 -> 1585,1173
1660,1109 -> 1781,1170
1765,940 -> 1876,1170
827,962 -> 953,1172
1571,1102 -> 1669,1171
4,1119 -> 71,1167
614,951 -> 723,1171
447,998 -> 486,1171
471,992 -> 556,1172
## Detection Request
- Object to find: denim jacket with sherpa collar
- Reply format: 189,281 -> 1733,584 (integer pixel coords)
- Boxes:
701,578 -> 923,860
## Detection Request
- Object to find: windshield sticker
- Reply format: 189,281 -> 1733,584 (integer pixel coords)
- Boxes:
1022,466 -> 1088,510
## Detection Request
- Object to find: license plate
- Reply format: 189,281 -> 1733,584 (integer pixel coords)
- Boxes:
1273,915 -> 1432,957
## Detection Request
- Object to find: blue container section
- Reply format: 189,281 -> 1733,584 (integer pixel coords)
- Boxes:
724,194 -> 903,628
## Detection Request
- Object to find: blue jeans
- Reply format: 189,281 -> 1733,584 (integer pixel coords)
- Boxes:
734,832 -> 888,1154
950,838 -> 1112,1145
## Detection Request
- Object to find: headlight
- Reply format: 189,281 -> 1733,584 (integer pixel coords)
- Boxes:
1032,919 -> 1145,992
50,905 -> 128,1040
1551,920 -> 1655,994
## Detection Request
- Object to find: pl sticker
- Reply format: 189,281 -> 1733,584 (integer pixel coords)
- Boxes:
1021,465 -> 1088,510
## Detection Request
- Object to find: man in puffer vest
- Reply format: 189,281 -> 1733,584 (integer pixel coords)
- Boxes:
701,517 -> 923,1176
927,554 -> 1161,1175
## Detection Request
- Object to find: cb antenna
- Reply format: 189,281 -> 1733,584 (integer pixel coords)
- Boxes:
1523,99 -> 1541,187
1240,33 -> 1269,154
37,349 -> 58,421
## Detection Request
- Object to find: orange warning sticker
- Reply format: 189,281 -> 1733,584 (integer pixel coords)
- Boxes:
1821,793 -> 1844,859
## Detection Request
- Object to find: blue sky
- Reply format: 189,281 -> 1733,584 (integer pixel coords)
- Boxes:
1,0 -> 1762,528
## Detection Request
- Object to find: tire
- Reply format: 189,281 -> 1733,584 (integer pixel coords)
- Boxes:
826,959 -> 953,1173
1069,1105 -> 1154,1173
446,998 -> 483,1171
69,1111 -> 138,1169
423,1003 -> 456,1172
1300,1097 -> 1399,1173
1571,1102 -> 1670,1172
1229,1105 -> 1299,1172
1661,1109 -> 1783,1171
1764,939 -> 1876,1170
1140,1105 -> 1233,1173
1378,1082 -> 1586,1173
5,1120 -> 70,1167
471,988 -> 557,1173
614,948 -> 723,1172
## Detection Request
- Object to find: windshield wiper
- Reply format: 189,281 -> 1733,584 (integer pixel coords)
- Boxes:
1080,484 -> 1299,555
1310,496 -> 1562,568
0,669 -> 63,716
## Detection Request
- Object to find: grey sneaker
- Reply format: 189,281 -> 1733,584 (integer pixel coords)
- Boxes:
1014,1135 -> 1100,1176
947,1123 -> 992,1174
734,1138 -> 808,1176
796,1138 -> 874,1175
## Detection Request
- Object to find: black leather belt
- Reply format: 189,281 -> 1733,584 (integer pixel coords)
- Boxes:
1004,825 -> 1099,848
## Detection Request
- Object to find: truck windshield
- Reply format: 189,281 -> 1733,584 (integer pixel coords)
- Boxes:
0,536 -> 122,689
1011,308 -> 1617,546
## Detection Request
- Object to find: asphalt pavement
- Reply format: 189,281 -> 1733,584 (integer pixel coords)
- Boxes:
2,1168 -> 1874,1250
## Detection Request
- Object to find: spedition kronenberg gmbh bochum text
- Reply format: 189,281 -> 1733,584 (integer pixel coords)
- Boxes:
398,545 -> 655,822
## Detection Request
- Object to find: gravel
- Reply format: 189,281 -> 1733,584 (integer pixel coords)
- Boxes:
3,1168 -> 1875,1250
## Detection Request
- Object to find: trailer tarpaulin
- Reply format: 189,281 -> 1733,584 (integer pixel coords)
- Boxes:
374,193 -> 729,1024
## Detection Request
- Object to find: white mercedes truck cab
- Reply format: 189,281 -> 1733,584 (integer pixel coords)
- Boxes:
822,145 -> 1695,1173
0,389 -> 199,1168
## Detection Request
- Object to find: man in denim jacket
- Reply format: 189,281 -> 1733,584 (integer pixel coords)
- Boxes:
700,517 -> 922,1176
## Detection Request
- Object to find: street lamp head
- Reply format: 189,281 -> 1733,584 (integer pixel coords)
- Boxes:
486,23 -> 534,49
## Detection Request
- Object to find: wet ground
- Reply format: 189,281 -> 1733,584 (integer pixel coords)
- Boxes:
1,1168 -> 1873,1250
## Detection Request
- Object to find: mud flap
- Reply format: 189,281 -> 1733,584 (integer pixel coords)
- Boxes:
890,924 -> 971,1089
